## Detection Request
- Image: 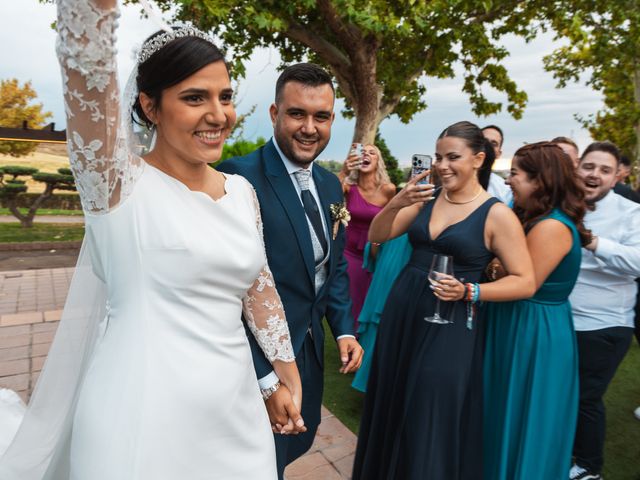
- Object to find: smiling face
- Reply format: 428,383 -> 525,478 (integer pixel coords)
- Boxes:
270,81 -> 335,167
506,156 -> 539,207
358,144 -> 379,173
435,136 -> 485,191
577,150 -> 618,204
141,61 -> 236,165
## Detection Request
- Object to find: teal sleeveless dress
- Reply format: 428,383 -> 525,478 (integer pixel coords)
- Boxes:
483,209 -> 581,480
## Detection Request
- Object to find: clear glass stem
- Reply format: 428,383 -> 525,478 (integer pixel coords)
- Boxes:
433,297 -> 442,319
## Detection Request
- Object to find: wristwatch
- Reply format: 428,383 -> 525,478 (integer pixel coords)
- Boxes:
261,381 -> 281,401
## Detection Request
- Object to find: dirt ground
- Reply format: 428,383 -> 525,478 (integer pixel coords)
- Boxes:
0,248 -> 79,271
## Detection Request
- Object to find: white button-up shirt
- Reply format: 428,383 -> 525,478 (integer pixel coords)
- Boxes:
570,191 -> 640,331
488,172 -> 513,205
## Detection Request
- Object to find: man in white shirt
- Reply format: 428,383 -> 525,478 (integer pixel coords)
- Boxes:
481,124 -> 513,204
568,141 -> 640,480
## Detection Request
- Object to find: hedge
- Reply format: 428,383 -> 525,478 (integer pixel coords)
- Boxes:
0,192 -> 82,210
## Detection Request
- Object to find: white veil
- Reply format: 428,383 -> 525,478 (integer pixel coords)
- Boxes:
0,242 -> 106,479
0,3 -> 167,477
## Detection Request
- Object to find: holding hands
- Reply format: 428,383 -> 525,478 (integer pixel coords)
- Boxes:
264,382 -> 307,435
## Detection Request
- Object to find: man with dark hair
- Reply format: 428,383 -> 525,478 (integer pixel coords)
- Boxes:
218,63 -> 363,479
569,141 -> 640,480
552,136 -> 580,167
613,155 -> 640,203
481,124 -> 512,204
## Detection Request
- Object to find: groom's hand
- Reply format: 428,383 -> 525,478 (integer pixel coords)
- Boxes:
337,337 -> 364,374
265,385 -> 307,435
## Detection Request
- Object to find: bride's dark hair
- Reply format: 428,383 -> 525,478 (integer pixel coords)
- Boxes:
512,142 -> 591,246
132,30 -> 227,128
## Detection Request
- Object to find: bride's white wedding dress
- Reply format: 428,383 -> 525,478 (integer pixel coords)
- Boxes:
0,1 -> 293,479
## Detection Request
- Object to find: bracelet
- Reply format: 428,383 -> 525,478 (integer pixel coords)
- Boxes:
472,283 -> 480,303
464,283 -> 480,303
464,283 -> 480,331
261,381 -> 281,401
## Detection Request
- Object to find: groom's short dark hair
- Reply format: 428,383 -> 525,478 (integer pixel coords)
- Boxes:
275,63 -> 335,104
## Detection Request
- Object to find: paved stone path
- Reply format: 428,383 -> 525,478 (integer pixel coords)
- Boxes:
0,267 -> 355,478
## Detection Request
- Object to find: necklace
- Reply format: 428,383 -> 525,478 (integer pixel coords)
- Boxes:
444,188 -> 483,205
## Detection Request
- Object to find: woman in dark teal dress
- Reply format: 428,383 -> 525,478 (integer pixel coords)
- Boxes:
351,234 -> 412,392
484,142 -> 592,480
353,121 -> 537,480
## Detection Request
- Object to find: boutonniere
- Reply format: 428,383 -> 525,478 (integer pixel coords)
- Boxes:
329,202 -> 350,240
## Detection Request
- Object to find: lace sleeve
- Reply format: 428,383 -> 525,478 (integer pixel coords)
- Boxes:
241,183 -> 295,363
56,0 -> 143,214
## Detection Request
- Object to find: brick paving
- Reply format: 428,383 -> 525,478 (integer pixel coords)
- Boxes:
0,267 -> 354,478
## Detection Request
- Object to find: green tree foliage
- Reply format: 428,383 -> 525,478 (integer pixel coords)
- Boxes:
150,0 -> 541,144
375,132 -> 403,186
316,160 -> 343,175
0,79 -> 53,157
213,136 -> 267,168
0,166 -> 75,227
543,0 -> 640,180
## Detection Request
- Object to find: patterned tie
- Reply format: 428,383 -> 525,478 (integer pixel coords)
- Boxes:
293,169 -> 328,256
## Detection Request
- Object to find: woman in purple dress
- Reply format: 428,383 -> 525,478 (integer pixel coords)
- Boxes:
340,144 -> 395,331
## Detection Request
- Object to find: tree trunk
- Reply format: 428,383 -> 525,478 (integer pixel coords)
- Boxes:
633,63 -> 640,189
352,96 -> 383,146
22,183 -> 55,228
6,199 -> 29,227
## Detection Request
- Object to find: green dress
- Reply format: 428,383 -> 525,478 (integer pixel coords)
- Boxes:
483,209 -> 581,480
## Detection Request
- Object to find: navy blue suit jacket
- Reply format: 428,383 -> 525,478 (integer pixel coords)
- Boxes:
217,140 -> 354,379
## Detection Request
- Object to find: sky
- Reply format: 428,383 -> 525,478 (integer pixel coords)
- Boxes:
1,2 -> 603,167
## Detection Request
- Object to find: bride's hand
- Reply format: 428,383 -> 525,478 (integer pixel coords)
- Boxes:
268,384 -> 306,435
271,360 -> 306,435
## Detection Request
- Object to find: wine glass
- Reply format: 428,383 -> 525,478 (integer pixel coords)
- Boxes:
424,254 -> 454,324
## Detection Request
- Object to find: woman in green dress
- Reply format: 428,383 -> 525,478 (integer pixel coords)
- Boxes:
484,142 -> 592,479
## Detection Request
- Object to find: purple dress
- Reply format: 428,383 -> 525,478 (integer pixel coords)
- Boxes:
344,185 -> 383,331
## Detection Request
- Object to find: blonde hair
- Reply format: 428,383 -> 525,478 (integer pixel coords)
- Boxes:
345,144 -> 391,187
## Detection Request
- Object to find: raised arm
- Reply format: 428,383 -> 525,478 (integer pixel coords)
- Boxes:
56,0 -> 142,214
368,170 -> 433,243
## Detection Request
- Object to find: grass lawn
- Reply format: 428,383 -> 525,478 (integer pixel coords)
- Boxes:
323,322 -> 640,479
0,208 -> 83,216
322,320 -> 365,433
0,223 -> 85,242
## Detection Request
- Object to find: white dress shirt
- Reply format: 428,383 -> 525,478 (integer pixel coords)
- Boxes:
570,191 -> 640,331
487,172 -> 513,205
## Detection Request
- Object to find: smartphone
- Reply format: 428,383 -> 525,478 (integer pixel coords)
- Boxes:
411,154 -> 432,184
349,143 -> 364,169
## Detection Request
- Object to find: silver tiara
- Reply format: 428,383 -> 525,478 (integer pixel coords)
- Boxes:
137,26 -> 216,64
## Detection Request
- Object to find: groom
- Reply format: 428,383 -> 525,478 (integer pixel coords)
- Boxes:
218,63 -> 363,478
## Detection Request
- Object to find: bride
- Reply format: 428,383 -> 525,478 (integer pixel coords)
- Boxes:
0,0 -> 305,478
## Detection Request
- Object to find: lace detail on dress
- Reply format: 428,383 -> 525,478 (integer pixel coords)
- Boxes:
56,0 -> 143,214
241,179 -> 295,363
